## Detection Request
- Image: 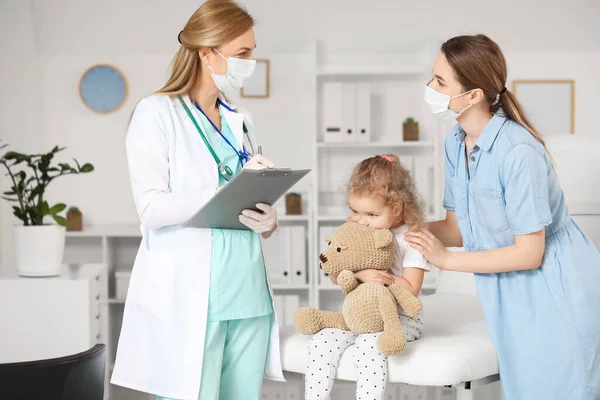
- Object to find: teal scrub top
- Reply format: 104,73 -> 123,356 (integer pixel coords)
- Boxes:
192,104 -> 273,322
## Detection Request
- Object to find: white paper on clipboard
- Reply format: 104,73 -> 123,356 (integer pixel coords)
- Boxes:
182,168 -> 311,230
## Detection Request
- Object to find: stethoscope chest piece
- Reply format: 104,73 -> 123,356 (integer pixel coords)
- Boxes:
178,95 -> 245,181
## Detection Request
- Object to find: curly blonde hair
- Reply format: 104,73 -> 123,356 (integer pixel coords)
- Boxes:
347,154 -> 425,230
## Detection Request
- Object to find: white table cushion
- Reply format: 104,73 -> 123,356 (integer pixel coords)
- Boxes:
280,292 -> 498,387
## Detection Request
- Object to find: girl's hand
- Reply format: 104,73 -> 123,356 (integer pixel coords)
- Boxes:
354,269 -> 395,286
404,229 -> 452,270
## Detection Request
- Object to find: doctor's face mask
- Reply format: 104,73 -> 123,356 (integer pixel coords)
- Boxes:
207,48 -> 256,92
204,28 -> 257,93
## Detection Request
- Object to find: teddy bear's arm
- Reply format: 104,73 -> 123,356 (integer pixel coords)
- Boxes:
337,270 -> 359,294
387,283 -> 423,318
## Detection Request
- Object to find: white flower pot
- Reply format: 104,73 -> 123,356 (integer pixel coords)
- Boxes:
13,224 -> 66,277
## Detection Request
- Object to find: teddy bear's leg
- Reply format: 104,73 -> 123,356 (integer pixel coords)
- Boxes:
305,329 -> 358,400
376,295 -> 407,356
387,283 -> 423,318
353,333 -> 389,400
294,308 -> 349,335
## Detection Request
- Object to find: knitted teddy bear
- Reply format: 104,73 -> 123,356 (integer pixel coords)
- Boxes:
294,222 -> 423,355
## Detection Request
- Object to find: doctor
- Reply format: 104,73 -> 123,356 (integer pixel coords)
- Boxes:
405,34 -> 600,399
111,1 -> 284,399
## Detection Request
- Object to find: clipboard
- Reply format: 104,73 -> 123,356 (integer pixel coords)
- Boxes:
183,168 -> 311,230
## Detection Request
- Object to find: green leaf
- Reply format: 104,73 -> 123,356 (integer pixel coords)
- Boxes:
73,158 -> 82,170
12,206 -> 25,220
41,201 -> 50,215
3,191 -> 15,196
49,203 -> 66,214
38,154 -> 50,174
52,214 -> 67,226
80,163 -> 94,173
4,151 -> 27,164
28,185 -> 44,202
1,196 -> 19,202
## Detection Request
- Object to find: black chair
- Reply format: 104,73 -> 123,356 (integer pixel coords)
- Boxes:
0,343 -> 106,400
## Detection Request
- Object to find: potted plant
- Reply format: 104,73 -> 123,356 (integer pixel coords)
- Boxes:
0,141 -> 94,277
403,117 -> 419,141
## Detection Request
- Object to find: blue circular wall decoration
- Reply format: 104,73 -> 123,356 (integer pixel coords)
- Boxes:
79,64 -> 128,113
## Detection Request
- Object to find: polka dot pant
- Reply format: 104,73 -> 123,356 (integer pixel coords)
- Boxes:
304,316 -> 423,400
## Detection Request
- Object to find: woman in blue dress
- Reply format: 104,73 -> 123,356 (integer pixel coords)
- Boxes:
405,34 -> 600,399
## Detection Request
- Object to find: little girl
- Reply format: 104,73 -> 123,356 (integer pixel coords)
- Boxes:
305,154 -> 429,400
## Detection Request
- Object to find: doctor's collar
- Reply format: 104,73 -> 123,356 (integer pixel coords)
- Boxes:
175,94 -> 238,112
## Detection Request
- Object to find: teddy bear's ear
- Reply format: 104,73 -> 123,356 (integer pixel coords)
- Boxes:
372,229 -> 393,249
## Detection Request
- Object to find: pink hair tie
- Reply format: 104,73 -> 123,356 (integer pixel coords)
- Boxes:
381,155 -> 394,162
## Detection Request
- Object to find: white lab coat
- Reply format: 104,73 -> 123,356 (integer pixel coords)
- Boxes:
110,94 -> 285,399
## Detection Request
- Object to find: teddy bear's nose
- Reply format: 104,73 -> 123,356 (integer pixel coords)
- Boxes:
319,253 -> 328,264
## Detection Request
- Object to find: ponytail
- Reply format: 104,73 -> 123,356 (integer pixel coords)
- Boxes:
499,89 -> 546,147
156,46 -> 200,97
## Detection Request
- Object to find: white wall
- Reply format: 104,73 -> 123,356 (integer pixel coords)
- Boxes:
0,1 -> 42,269
1,0 -> 599,273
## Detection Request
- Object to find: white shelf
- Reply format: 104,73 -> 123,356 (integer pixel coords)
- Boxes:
66,218 -> 308,238
278,215 -> 310,222
66,225 -> 141,238
318,285 -> 341,291
272,284 -> 310,290
317,141 -> 433,149
317,215 -> 347,222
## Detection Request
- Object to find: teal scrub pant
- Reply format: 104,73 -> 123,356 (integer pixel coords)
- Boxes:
157,314 -> 271,400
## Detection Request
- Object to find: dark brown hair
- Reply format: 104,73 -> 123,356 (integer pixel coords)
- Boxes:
347,154 -> 425,230
441,34 -> 546,147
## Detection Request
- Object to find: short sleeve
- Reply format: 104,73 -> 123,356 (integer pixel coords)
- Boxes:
502,144 -> 552,235
443,135 -> 457,211
401,241 -> 431,271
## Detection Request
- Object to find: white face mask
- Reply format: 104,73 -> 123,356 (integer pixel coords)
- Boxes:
424,85 -> 474,121
207,49 -> 256,92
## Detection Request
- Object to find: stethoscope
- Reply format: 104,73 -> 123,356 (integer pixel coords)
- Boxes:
178,95 -> 256,181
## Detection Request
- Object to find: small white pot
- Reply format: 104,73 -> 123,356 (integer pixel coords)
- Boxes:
13,224 -> 66,277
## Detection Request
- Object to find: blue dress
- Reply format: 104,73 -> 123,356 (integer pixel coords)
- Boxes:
443,111 -> 600,399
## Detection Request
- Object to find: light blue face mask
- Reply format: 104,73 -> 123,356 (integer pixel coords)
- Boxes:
206,49 -> 257,92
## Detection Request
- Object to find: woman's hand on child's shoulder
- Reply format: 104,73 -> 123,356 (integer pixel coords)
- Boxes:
354,270 -> 395,286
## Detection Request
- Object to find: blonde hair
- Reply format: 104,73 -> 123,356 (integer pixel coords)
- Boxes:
347,155 -> 426,230
156,0 -> 254,97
